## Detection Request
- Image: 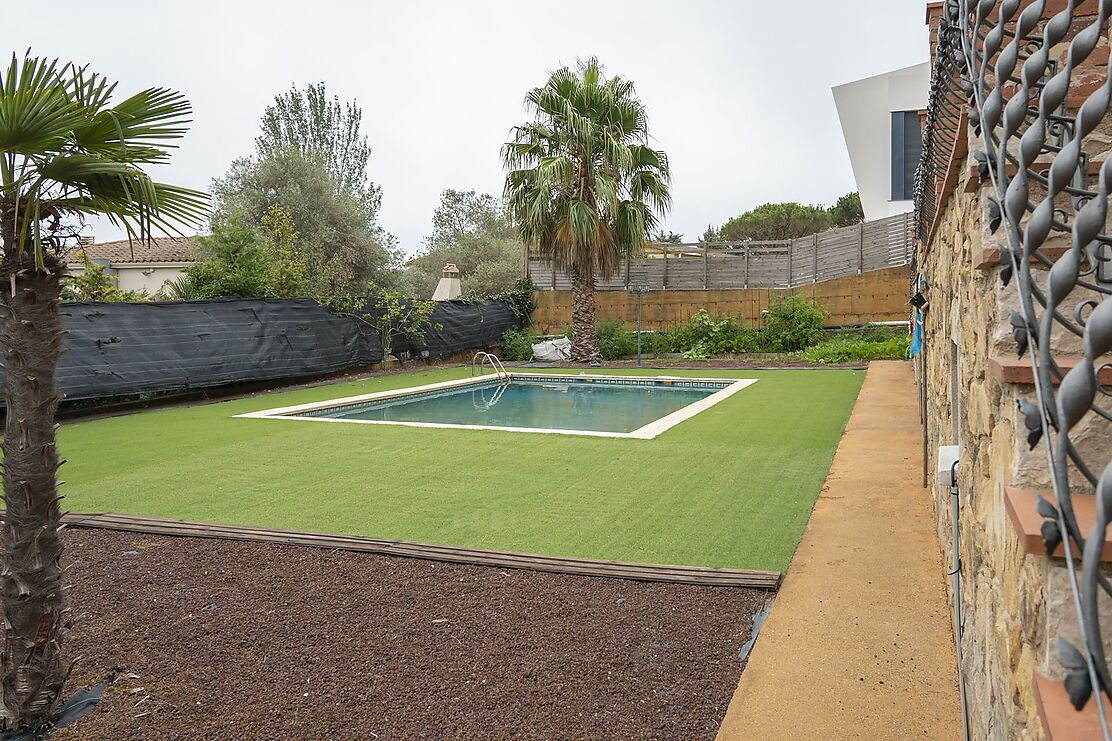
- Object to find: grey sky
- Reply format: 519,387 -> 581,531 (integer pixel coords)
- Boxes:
17,1 -> 929,254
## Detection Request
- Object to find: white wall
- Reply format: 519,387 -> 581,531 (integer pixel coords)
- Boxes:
66,263 -> 188,297
116,266 -> 186,296
833,63 -> 930,222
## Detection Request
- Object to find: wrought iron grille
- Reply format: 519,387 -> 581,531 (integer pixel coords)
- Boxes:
919,0 -> 1112,734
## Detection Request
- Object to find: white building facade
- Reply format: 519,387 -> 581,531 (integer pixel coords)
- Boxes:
65,236 -> 199,297
833,63 -> 930,222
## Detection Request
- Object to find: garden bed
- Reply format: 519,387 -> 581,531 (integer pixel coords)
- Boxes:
526,353 -> 867,370
54,529 -> 765,739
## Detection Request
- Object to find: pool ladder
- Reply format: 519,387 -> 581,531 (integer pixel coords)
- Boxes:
473,381 -> 509,411
471,351 -> 511,384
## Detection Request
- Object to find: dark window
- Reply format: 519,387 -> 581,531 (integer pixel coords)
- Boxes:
891,111 -> 923,201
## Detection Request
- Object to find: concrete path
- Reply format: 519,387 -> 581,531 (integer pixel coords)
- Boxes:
717,361 -> 960,740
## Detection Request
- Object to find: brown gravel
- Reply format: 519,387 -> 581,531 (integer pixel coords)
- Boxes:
50,529 -> 767,740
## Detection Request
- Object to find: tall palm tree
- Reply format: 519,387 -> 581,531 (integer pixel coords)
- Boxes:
503,58 -> 670,363
0,53 -> 207,729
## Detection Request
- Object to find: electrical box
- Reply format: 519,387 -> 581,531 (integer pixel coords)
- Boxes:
936,445 -> 960,486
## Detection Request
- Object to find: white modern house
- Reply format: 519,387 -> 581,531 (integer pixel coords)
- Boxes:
65,236 -> 199,297
833,62 -> 930,222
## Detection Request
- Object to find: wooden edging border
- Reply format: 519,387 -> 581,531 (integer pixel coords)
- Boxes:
51,511 -> 781,590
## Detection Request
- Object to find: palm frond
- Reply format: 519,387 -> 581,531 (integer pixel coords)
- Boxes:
0,52 -> 210,264
0,54 -> 84,154
502,57 -> 670,280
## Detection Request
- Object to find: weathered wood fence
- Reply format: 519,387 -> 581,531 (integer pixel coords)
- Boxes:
528,212 -> 914,291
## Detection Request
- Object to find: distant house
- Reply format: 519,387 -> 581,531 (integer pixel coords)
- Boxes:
65,236 -> 200,297
832,62 -> 929,222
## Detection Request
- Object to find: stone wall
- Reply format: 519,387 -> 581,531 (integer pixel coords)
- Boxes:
531,267 -> 909,332
918,85 -> 1112,741
920,179 -> 1045,739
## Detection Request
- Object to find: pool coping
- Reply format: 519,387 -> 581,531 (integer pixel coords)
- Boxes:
234,372 -> 758,440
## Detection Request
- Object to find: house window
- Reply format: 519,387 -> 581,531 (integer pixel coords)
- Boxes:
891,111 -> 923,201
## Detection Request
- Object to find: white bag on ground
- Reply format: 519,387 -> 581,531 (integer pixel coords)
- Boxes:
531,336 -> 571,362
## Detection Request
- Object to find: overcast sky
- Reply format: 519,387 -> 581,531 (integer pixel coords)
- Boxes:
16,1 -> 928,255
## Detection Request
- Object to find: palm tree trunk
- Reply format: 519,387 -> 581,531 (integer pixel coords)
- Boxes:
569,262 -> 601,364
0,227 -> 69,729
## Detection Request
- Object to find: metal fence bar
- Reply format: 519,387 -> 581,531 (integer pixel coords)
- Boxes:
919,2 -> 1112,733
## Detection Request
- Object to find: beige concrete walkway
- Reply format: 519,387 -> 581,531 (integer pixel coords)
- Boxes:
717,361 -> 960,740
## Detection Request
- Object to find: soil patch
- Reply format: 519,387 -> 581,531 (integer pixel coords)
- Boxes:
52,529 -> 765,740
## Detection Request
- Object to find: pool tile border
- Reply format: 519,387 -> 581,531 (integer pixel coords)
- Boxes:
235,373 -> 758,440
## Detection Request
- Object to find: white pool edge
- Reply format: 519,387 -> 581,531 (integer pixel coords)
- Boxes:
235,373 -> 758,440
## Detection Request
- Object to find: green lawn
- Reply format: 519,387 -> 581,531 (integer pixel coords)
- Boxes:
58,367 -> 864,572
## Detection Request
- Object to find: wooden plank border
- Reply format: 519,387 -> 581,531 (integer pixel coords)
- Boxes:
50,511 -> 781,590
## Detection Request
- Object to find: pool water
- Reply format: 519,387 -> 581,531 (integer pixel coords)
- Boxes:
293,377 -> 728,434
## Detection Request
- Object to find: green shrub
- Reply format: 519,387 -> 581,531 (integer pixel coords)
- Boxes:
596,319 -> 638,360
763,295 -> 826,352
802,335 -> 910,364
731,328 -> 772,353
826,324 -> 907,343
681,344 -> 710,360
500,329 -> 534,361
672,310 -> 736,354
640,331 -> 672,356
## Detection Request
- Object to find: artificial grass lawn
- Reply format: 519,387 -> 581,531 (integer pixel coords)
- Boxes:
58,367 -> 864,572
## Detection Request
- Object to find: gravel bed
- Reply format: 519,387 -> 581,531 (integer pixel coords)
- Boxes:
50,530 -> 767,740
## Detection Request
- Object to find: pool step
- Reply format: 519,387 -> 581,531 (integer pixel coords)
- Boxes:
50,511 -> 782,590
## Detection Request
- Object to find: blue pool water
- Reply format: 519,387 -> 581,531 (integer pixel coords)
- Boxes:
294,377 -> 730,433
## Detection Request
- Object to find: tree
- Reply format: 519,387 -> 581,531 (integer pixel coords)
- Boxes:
0,53 -> 206,729
213,82 -> 399,298
172,206 -> 309,300
699,225 -> 720,243
179,221 -> 276,299
401,190 -> 524,299
829,191 -> 864,227
716,202 -> 833,242
211,148 -> 399,297
358,286 -> 438,360
653,229 -> 684,243
256,82 -> 373,196
63,254 -> 151,302
503,58 -> 670,363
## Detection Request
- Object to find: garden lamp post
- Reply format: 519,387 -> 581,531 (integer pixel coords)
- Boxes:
627,281 -> 649,368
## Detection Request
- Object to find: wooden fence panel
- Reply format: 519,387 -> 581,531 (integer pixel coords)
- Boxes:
528,212 -> 912,291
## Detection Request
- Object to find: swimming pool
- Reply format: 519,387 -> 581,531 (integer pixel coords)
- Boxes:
239,373 -> 757,439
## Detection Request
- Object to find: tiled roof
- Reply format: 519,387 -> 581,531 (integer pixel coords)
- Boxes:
65,236 -> 200,265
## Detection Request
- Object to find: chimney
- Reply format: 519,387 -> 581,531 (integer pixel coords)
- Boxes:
77,234 -> 95,246
431,263 -> 462,301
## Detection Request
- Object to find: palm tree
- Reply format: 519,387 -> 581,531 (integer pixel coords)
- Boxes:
0,53 -> 207,729
503,58 -> 670,363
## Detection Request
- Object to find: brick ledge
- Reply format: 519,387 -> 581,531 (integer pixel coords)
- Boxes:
1004,487 -> 1112,562
987,356 -> 1112,385
1034,669 -> 1103,740
975,245 -> 1070,270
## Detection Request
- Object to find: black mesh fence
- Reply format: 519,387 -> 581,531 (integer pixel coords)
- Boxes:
3,296 -> 518,403
397,299 -> 518,359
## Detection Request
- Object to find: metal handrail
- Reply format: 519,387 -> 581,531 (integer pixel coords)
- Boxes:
471,351 -> 510,384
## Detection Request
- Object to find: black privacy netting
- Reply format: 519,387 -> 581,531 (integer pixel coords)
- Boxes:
0,297 -> 517,403
399,299 -> 518,359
